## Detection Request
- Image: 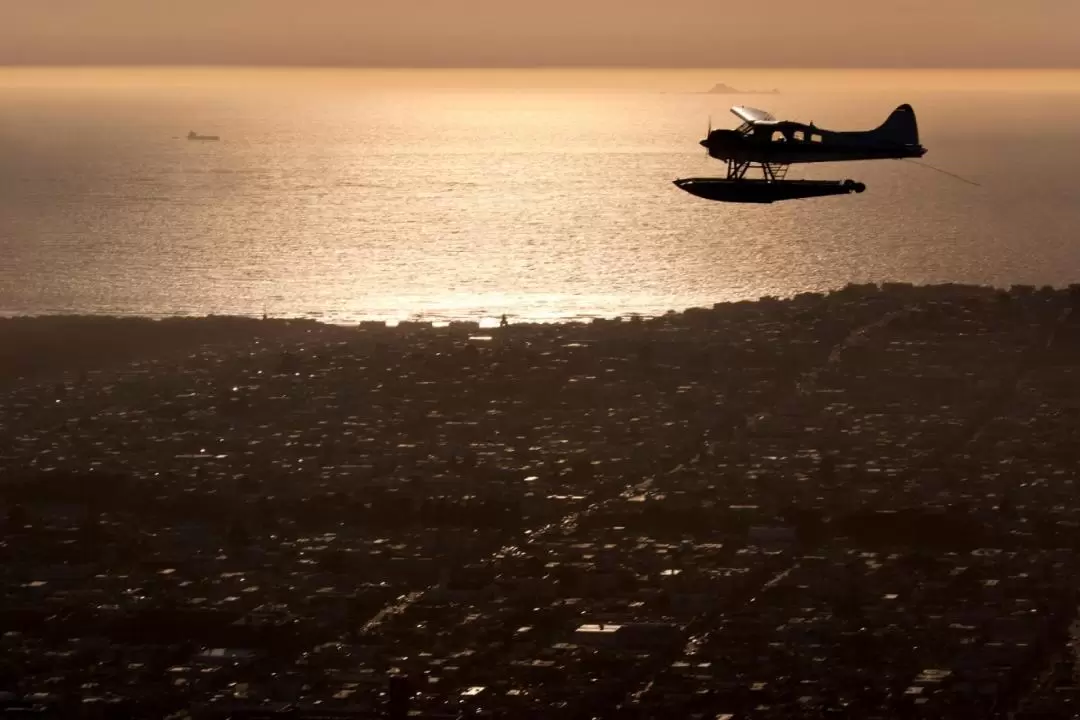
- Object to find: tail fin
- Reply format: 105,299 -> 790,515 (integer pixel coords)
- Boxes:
874,104 -> 919,146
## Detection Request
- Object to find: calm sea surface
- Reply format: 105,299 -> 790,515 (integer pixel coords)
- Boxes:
3,69 -> 1080,324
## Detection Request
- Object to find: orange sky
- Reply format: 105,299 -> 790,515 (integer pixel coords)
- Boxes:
3,0 -> 1078,68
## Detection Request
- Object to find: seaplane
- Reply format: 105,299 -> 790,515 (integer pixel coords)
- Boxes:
674,104 -> 927,203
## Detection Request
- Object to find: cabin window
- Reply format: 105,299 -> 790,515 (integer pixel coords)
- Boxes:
771,131 -> 786,143
811,134 -> 823,143
793,130 -> 805,142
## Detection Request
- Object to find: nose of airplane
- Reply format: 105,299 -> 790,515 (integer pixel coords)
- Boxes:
701,129 -> 735,156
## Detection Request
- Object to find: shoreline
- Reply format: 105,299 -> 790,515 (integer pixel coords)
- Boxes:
2,281 -> 1074,387
1,280 -> 1071,325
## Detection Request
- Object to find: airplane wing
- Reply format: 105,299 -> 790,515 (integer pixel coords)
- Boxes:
731,106 -> 777,124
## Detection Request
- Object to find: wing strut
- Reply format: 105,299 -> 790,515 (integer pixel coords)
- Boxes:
727,160 -> 789,182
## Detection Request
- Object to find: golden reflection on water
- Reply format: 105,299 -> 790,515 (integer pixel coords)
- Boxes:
2,68 -> 1080,324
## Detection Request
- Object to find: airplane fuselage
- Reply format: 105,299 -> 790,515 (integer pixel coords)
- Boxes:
703,120 -> 927,165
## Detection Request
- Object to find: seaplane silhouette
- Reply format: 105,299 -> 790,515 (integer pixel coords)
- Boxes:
674,104 -> 928,203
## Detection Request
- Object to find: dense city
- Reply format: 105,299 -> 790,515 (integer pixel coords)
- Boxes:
2,283 -> 1080,718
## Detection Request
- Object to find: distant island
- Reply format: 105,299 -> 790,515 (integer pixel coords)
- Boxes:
705,83 -> 780,95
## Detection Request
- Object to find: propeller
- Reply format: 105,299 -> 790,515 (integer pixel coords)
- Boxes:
704,116 -> 712,157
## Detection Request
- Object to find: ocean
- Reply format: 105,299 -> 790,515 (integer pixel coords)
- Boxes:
2,68 -> 1079,325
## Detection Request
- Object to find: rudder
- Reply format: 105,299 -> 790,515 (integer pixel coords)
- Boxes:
874,104 -> 919,145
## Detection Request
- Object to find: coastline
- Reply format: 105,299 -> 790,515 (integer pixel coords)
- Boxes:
2,282 -> 1075,387
2,280 -> 1071,386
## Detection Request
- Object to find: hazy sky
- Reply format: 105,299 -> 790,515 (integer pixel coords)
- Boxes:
3,0 -> 1078,68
